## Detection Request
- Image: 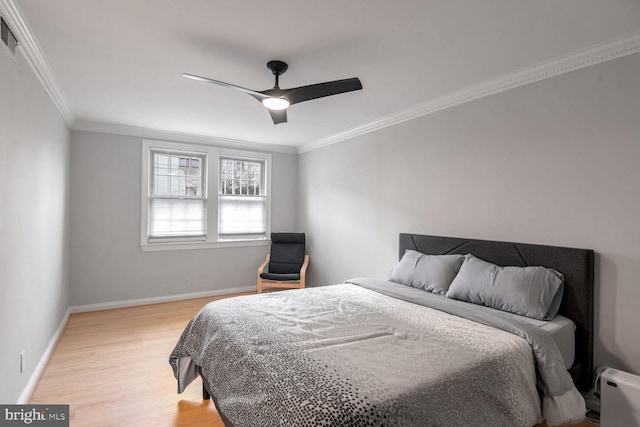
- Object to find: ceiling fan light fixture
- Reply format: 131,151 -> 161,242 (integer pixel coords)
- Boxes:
262,97 -> 290,111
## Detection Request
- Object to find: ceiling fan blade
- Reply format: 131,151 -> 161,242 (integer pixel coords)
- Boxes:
268,109 -> 288,125
182,73 -> 267,101
284,78 -> 362,105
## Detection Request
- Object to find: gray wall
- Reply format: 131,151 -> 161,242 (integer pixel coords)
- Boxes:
0,50 -> 70,402
298,53 -> 640,376
69,131 -> 298,306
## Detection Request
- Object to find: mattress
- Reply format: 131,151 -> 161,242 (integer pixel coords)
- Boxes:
523,314 -> 576,370
469,304 -> 576,369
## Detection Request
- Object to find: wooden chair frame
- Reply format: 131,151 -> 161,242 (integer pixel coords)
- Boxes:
257,254 -> 309,293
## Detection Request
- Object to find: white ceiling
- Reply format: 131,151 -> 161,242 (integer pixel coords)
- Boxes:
13,0 -> 640,147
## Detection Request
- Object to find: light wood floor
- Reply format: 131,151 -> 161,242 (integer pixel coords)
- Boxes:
31,293 -> 596,427
30,293 -> 252,426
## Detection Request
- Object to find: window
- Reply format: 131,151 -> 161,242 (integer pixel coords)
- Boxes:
148,150 -> 207,240
141,140 -> 271,250
219,157 -> 267,238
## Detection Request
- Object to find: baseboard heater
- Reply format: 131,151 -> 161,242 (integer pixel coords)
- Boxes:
601,368 -> 640,426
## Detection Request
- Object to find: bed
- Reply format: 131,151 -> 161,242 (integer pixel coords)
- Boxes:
170,233 -> 594,426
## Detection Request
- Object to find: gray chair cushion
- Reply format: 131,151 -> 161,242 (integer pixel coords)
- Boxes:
260,271 -> 301,281
268,233 -> 305,275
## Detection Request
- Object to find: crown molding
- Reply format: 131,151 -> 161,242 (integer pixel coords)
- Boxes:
0,0 -> 74,125
298,30 -> 640,154
72,120 -> 298,154
3,0 -> 639,153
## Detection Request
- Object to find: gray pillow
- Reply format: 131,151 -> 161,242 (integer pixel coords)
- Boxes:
446,254 -> 564,320
386,250 -> 465,295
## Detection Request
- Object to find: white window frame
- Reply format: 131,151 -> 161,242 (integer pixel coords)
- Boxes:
141,140 -> 271,251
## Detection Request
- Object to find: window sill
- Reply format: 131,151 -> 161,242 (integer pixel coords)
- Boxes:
140,238 -> 270,252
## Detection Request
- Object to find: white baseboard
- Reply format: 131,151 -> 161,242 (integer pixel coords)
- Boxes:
17,307 -> 71,404
69,286 -> 256,313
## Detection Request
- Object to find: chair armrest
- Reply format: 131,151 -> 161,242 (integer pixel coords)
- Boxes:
299,254 -> 310,285
258,254 -> 270,275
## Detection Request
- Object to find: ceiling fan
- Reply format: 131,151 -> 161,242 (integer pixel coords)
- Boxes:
183,60 -> 362,124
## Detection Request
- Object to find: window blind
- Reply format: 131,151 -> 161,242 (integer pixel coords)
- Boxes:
218,195 -> 266,236
148,198 -> 206,238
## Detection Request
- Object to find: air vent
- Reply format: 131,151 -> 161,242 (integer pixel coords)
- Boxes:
1,17 -> 18,56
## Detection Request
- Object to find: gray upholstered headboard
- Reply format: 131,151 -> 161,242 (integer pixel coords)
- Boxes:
399,233 -> 595,392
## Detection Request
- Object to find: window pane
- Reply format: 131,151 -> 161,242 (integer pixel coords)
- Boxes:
149,198 -> 206,238
156,176 -> 169,195
156,154 -> 169,167
152,151 -> 205,197
220,158 -> 264,196
170,176 -> 181,195
218,195 -> 266,235
170,156 -> 179,174
186,172 -> 202,196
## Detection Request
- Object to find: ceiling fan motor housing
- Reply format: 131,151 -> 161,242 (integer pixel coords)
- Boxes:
267,60 -> 288,76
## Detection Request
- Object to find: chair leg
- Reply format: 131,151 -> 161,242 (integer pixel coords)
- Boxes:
257,254 -> 270,294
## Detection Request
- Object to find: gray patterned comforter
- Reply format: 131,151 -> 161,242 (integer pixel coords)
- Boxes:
168,282 -> 575,426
